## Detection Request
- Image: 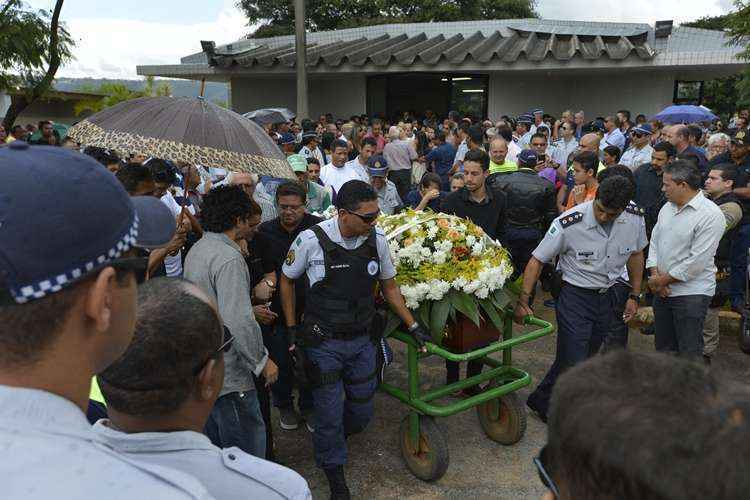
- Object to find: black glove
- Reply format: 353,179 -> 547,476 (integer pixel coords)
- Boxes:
409,323 -> 432,348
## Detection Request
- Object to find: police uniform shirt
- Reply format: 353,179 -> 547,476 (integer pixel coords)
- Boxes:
519,130 -> 534,149
282,217 -> 396,287
92,420 -> 311,500
0,386 -> 211,500
532,200 -> 647,289
373,178 -> 403,215
550,137 -> 578,167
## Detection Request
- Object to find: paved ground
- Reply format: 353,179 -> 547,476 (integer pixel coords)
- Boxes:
271,300 -> 750,499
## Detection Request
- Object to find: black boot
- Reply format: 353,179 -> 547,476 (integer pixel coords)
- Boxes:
324,466 -> 351,500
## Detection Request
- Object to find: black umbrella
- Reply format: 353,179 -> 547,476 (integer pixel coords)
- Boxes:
243,108 -> 296,126
68,96 -> 293,178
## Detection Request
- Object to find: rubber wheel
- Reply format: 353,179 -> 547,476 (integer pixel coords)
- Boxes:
399,414 -> 449,482
476,390 -> 527,445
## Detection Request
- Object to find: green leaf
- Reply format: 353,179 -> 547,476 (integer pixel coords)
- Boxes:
449,290 -> 480,327
417,301 -> 432,329
491,288 -> 513,310
382,309 -> 402,338
479,299 -> 504,332
429,298 -> 452,339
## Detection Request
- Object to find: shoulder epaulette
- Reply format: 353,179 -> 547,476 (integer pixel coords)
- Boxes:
625,201 -> 645,217
559,212 -> 583,228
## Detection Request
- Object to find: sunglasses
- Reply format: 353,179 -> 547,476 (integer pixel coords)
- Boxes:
347,209 -> 380,224
533,446 -> 560,498
632,132 -> 646,138
192,325 -> 234,374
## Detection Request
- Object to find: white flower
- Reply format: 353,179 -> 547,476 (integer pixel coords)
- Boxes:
466,235 -> 477,246
432,251 -> 448,265
471,241 -> 484,256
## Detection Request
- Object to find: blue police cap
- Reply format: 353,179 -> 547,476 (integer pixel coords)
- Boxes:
631,124 -> 653,135
517,149 -> 538,167
367,155 -> 388,176
531,108 -> 544,115
0,142 -> 175,304
279,132 -> 296,145
517,114 -> 533,125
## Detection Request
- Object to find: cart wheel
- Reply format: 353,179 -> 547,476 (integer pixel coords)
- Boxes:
399,414 -> 449,482
477,390 -> 527,445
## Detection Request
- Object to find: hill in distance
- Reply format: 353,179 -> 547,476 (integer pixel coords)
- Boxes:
54,77 -> 229,105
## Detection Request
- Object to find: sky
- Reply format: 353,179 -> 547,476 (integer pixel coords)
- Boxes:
25,0 -> 734,80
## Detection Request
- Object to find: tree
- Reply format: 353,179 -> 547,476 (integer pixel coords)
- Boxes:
0,0 -> 74,129
241,0 -> 538,38
680,5 -> 750,120
73,76 -> 173,116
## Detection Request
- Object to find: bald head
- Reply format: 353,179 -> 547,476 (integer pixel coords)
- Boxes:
579,133 -> 601,154
489,137 -> 508,164
669,125 -> 690,149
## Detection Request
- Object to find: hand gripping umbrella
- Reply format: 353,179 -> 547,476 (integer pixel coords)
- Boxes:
68,96 -> 293,178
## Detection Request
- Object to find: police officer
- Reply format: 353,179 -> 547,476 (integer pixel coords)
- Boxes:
488,149 -> 557,285
279,180 -> 429,499
513,175 -> 647,422
517,114 -> 534,149
367,155 -> 403,215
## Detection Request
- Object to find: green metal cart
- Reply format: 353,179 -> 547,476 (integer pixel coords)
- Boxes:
380,313 -> 554,481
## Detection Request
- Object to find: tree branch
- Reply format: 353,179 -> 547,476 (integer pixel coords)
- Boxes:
31,0 -> 64,100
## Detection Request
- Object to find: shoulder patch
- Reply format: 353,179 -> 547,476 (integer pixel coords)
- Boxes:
559,212 -> 583,228
625,202 -> 645,217
285,249 -> 295,266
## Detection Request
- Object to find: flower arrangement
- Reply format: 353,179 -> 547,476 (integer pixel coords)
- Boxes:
377,209 -> 516,344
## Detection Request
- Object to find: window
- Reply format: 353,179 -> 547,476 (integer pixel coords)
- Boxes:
673,80 -> 704,105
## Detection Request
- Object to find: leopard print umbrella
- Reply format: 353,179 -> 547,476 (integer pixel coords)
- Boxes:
68,96 -> 293,178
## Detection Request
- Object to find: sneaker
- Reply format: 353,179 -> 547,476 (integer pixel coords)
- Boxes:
543,299 -> 556,308
278,407 -> 300,431
324,465 -> 351,500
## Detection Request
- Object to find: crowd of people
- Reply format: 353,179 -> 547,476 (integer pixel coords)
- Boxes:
1,103 -> 750,500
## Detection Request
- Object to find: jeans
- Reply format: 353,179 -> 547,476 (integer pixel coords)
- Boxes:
601,282 -> 631,352
305,335 -> 377,469
269,323 -> 313,412
729,224 -> 750,309
204,391 -> 266,458
653,294 -> 710,359
388,169 -> 412,201
528,284 -> 615,416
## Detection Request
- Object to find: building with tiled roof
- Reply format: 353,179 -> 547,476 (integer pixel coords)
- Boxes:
138,19 -> 747,119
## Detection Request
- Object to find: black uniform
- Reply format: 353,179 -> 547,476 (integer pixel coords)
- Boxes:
488,168 -> 557,276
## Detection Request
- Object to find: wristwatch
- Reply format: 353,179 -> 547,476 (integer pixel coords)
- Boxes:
264,279 -> 275,288
628,293 -> 642,302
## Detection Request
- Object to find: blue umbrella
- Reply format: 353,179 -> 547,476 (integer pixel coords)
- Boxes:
651,105 -> 717,124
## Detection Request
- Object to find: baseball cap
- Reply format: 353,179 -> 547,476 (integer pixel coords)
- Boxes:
631,124 -> 653,136
591,120 -> 606,133
517,149 -> 538,168
0,142 -> 175,304
287,154 -> 308,173
279,132 -> 296,146
531,108 -> 544,115
367,155 -> 388,177
732,129 -> 748,146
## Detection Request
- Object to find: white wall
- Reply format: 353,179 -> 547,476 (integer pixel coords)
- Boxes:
230,75 -> 367,120
487,71 -> 676,120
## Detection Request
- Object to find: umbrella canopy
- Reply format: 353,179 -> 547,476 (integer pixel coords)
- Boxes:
68,96 -> 293,178
243,108 -> 295,126
651,105 -> 718,125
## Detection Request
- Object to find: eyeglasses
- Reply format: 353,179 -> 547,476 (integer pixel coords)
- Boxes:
533,446 -> 560,498
347,209 -> 380,224
632,132 -> 646,138
192,325 -> 234,375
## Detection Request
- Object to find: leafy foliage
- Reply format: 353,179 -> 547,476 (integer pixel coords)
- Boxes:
73,76 -> 172,116
240,0 -> 538,38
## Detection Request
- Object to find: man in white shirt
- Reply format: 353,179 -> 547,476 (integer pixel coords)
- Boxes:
321,139 -> 368,194
345,136 -> 377,181
647,160 -> 725,359
601,115 -> 626,153
550,121 -> 579,169
620,124 -> 655,172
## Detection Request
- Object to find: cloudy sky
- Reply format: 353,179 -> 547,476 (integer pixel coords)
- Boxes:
26,0 -> 733,79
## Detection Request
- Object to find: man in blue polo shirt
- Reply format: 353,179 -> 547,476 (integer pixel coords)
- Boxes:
424,130 -> 456,191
